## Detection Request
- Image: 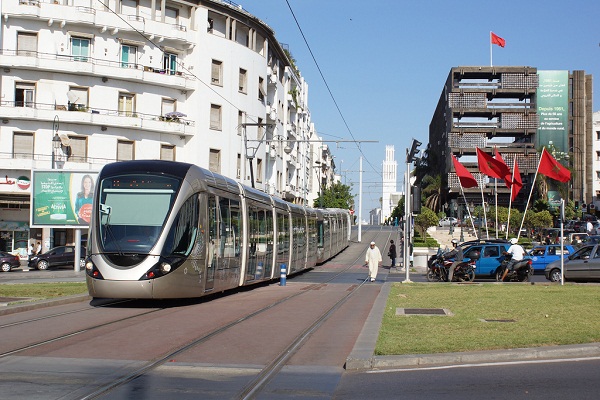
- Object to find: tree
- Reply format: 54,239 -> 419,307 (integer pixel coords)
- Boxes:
313,182 -> 354,209
390,196 -> 405,222
414,207 -> 438,238
422,175 -> 444,213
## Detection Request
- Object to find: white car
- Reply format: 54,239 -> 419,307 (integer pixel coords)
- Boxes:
439,217 -> 458,227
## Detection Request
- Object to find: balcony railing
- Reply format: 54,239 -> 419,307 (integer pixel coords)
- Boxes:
0,100 -> 195,126
0,49 -> 194,79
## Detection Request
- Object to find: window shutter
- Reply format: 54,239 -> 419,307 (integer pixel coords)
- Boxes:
13,132 -> 34,159
68,136 -> 87,162
210,104 -> 221,130
209,149 -> 220,173
17,32 -> 37,55
117,140 -> 134,161
160,145 -> 175,161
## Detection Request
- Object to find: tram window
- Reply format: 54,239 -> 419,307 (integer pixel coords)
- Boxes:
317,220 -> 324,247
219,196 -> 241,258
163,194 -> 198,256
208,195 -> 217,268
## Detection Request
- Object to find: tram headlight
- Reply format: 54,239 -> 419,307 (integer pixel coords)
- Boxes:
160,262 -> 172,273
85,260 -> 94,271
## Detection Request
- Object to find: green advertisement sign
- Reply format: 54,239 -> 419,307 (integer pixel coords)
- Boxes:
31,170 -> 98,227
537,70 -> 569,153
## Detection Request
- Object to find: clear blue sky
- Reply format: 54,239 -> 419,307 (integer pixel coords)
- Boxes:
244,0 -> 600,216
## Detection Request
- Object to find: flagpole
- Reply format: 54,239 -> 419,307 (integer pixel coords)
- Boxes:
490,31 -> 493,67
480,184 -> 489,239
506,155 -> 517,239
517,153 -> 544,240
495,180 -> 498,239
462,185 -> 476,235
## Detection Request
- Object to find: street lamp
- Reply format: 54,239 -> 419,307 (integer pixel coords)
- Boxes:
568,146 -> 584,217
52,116 -> 61,169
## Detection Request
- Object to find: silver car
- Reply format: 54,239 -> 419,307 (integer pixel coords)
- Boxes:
544,244 -> 600,282
438,217 -> 458,227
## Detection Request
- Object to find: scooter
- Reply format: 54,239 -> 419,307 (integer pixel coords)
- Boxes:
495,254 -> 533,282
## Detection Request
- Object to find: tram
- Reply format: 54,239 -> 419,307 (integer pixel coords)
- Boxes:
85,160 -> 350,299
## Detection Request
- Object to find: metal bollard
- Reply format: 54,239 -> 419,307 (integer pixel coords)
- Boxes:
280,263 -> 287,286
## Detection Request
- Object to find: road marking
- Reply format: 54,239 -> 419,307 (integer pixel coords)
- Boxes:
367,356 -> 600,373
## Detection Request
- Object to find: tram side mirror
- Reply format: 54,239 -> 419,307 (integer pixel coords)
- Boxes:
100,204 -> 112,215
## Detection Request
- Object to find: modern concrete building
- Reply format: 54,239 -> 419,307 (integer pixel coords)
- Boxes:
429,66 -> 592,212
0,0 -> 331,258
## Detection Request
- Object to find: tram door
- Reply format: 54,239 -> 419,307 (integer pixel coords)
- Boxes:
206,194 -> 217,291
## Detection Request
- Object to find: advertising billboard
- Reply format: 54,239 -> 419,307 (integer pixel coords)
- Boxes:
31,170 -> 98,228
537,70 -> 569,153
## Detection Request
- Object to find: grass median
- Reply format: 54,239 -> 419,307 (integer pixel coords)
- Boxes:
0,283 -> 87,303
377,283 -> 600,355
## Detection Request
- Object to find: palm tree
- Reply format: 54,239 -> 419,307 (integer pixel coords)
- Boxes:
422,175 -> 443,213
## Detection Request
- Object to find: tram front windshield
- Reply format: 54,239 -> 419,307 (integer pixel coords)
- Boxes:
98,174 -> 181,254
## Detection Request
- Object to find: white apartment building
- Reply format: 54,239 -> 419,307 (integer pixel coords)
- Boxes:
0,0 -> 331,257
593,111 -> 600,210
381,145 -> 398,222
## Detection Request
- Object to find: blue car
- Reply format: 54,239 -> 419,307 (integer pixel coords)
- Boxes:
528,244 -> 575,272
462,242 -> 510,277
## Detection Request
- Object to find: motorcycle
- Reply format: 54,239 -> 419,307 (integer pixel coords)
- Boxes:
495,254 -> 533,282
427,249 -> 477,282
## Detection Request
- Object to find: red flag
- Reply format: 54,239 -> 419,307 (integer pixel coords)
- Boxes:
452,155 -> 478,188
477,148 -> 511,182
511,159 -> 522,201
491,32 -> 506,47
538,148 -> 571,183
494,148 -> 512,189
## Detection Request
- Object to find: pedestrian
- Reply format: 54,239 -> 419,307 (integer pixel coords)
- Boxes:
364,241 -> 382,282
36,241 -> 42,254
28,243 -> 35,259
388,240 -> 397,268
586,220 -> 594,234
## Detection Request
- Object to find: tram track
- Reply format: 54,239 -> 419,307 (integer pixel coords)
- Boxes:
79,228 -> 391,400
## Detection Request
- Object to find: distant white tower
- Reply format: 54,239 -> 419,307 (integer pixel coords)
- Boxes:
382,145 -> 397,222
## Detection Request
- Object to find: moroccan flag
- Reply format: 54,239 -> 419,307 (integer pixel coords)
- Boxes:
511,159 -> 523,201
452,155 -> 478,188
491,32 -> 506,47
494,148 -> 512,189
477,148 -> 511,182
538,148 -> 571,183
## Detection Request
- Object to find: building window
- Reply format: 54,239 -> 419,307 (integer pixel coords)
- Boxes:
117,140 -> 134,161
597,131 -> 600,141
161,144 -> 175,161
161,98 -> 176,116
210,104 -> 222,130
237,111 -> 244,135
15,82 -> 35,107
257,117 -> 264,140
13,132 -> 34,159
68,86 -> 89,111
237,154 -> 241,179
17,32 -> 37,56
256,158 -> 263,183
209,149 -> 221,173
71,37 -> 90,62
239,68 -> 247,93
121,44 -> 137,68
211,59 -> 223,86
163,52 -> 177,75
118,93 -> 135,116
258,77 -> 265,102
68,136 -> 87,162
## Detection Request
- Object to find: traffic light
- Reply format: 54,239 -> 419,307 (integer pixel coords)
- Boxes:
406,139 -> 422,163
411,185 -> 421,213
575,201 -> 579,210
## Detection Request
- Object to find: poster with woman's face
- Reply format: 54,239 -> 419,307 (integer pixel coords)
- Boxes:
30,171 -> 99,227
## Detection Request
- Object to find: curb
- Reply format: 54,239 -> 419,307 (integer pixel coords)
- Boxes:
0,294 -> 91,316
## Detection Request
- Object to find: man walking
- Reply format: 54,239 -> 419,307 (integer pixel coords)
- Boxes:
365,241 -> 382,282
388,240 -> 397,268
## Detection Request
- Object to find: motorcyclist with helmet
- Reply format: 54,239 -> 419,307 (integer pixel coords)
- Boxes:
444,239 -> 463,282
501,238 -> 526,281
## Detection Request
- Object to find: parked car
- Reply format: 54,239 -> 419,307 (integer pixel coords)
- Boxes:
438,217 -> 458,227
461,242 -> 510,277
545,244 -> 600,282
528,244 -> 575,272
28,246 -> 86,270
0,251 -> 21,272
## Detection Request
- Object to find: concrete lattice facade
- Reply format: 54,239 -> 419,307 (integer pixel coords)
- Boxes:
429,66 -> 592,211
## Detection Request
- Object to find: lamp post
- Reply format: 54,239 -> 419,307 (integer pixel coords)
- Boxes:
50,116 -> 61,250
569,146 -> 584,218
469,202 -> 475,239
459,204 -> 465,242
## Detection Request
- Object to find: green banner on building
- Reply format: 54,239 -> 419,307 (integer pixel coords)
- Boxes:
31,170 -> 98,227
537,70 -> 569,153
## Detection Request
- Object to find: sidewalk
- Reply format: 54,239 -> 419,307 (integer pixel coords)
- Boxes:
427,225 -> 478,249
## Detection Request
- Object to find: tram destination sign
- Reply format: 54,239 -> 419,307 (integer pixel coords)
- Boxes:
30,170 -> 98,228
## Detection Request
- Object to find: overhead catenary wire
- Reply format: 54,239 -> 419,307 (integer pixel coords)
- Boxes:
284,0 -> 382,178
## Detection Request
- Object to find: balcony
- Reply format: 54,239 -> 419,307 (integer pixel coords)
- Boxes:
0,101 -> 195,136
0,50 -> 196,92
2,0 -> 195,47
